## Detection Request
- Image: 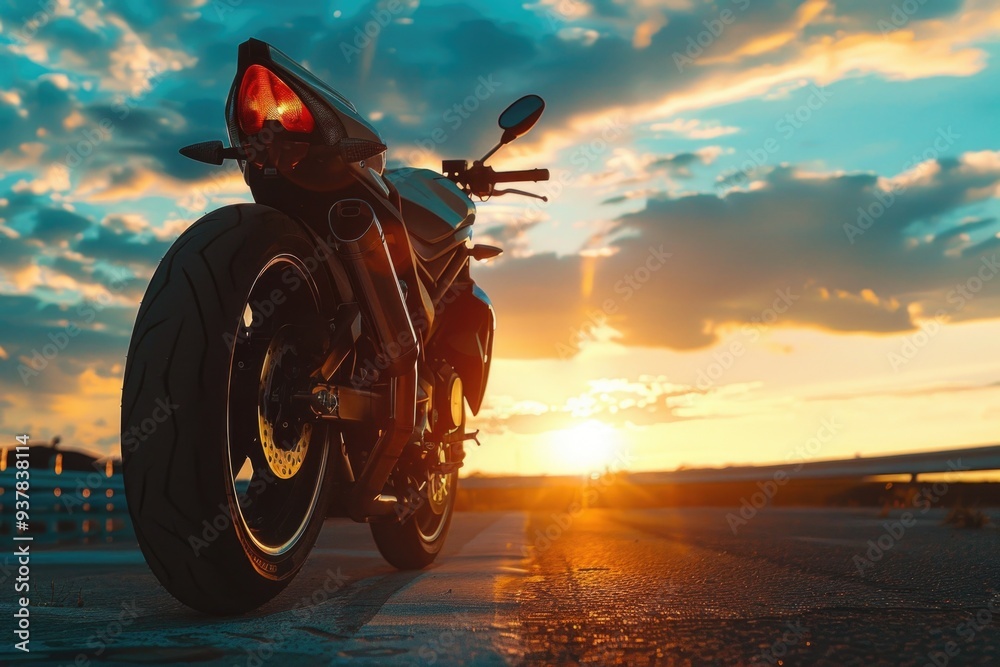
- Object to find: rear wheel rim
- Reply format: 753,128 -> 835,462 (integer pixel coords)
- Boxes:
226,255 -> 329,558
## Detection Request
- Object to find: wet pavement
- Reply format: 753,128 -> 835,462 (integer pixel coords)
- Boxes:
2,507 -> 999,665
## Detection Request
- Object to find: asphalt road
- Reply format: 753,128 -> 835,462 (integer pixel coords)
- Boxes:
3,507 -> 999,666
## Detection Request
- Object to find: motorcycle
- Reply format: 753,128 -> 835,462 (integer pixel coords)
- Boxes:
120,38 -> 549,614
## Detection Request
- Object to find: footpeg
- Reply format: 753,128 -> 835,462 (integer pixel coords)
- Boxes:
447,429 -> 481,446
430,460 -> 463,475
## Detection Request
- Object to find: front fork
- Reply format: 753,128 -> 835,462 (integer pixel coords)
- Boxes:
290,198 -> 473,523
292,328 -> 470,523
292,301 -> 475,523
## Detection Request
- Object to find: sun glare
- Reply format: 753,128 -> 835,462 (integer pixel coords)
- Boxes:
546,420 -> 623,475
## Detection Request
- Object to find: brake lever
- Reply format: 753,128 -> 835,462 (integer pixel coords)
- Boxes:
492,188 -> 548,202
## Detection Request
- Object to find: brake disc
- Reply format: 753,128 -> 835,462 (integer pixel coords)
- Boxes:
258,328 -> 311,480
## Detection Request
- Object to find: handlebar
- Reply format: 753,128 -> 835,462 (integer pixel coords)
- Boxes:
442,159 -> 549,199
493,168 -> 549,183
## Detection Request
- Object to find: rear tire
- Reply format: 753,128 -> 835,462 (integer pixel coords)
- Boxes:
121,204 -> 343,614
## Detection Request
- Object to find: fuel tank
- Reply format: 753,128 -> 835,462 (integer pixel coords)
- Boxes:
384,168 -> 475,247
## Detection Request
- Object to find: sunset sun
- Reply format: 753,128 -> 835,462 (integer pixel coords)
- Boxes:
546,420 -> 624,475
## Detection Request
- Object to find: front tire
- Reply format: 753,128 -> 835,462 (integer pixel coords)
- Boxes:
370,439 -> 461,570
121,204 -> 342,614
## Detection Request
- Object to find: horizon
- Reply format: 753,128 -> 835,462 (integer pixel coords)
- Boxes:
9,435 -> 1000,482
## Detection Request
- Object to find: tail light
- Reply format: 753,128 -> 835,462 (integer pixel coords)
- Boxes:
238,64 -> 315,135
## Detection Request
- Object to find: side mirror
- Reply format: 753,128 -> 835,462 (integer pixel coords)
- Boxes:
498,95 -> 545,144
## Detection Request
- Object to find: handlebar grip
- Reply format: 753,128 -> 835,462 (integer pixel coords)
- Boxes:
493,168 -> 550,183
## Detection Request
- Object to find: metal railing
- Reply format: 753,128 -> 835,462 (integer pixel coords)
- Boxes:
0,461 -> 132,547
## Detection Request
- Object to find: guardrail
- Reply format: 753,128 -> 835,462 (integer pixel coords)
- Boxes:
459,443 -> 1000,488
0,462 -> 132,547
628,443 -> 1000,485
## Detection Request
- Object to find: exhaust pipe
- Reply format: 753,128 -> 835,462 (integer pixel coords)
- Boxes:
329,199 -> 418,521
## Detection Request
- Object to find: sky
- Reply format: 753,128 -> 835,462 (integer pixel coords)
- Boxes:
1,0 -> 999,476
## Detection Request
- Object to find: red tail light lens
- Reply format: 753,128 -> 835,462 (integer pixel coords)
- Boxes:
238,64 -> 315,135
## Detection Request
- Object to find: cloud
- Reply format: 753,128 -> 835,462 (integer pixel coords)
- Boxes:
650,118 -> 740,139
583,146 -> 727,196
0,234 -> 42,273
32,207 -> 91,243
4,7 -> 195,94
504,0 -> 1000,166
807,378 -> 1000,403
478,211 -> 547,257
649,146 -> 726,178
0,292 -> 133,390
600,189 -> 663,206
478,375 -> 695,434
1,0 -> 993,220
478,152 -> 1000,358
0,73 -> 79,157
73,215 -> 172,267
13,164 -> 71,195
